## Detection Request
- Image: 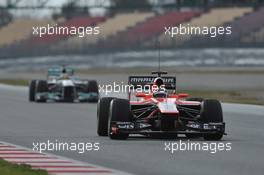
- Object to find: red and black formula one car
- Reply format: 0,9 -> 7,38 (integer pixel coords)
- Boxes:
97,71 -> 225,140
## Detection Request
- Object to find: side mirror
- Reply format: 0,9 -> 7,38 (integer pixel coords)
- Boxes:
178,93 -> 189,98
135,92 -> 146,98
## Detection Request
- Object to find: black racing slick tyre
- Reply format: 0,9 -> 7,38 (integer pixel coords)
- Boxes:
108,99 -> 132,140
87,80 -> 99,93
35,80 -> 48,103
29,80 -> 36,102
200,99 -> 224,141
97,97 -> 115,136
87,80 -> 99,102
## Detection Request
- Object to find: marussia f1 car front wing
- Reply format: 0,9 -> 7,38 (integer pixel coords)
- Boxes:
110,121 -> 226,135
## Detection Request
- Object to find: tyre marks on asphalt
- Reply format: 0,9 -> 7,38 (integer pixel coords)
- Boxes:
0,142 -> 131,175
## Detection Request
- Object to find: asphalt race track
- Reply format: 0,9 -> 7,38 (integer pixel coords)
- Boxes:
0,84 -> 264,175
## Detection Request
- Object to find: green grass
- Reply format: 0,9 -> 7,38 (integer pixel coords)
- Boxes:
0,159 -> 48,175
0,79 -> 28,86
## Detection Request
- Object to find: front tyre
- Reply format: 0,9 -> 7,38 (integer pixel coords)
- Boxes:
29,80 -> 36,102
35,80 -> 48,103
97,97 -> 115,136
200,99 -> 224,141
108,99 -> 132,140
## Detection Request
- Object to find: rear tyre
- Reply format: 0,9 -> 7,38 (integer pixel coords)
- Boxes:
35,80 -> 48,103
87,80 -> 99,102
200,99 -> 224,141
108,99 -> 132,140
97,97 -> 115,136
87,80 -> 98,93
29,80 -> 36,102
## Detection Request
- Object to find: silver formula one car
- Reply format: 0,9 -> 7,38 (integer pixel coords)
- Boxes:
29,66 -> 99,103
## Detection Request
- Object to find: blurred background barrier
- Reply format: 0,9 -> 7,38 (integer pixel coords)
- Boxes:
0,0 -> 264,59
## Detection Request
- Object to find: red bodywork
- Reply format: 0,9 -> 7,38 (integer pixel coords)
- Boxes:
130,92 -> 200,118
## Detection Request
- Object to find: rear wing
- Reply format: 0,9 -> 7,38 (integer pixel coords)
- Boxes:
128,76 -> 176,90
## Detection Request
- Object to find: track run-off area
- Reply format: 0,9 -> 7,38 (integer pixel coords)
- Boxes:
0,84 -> 263,175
